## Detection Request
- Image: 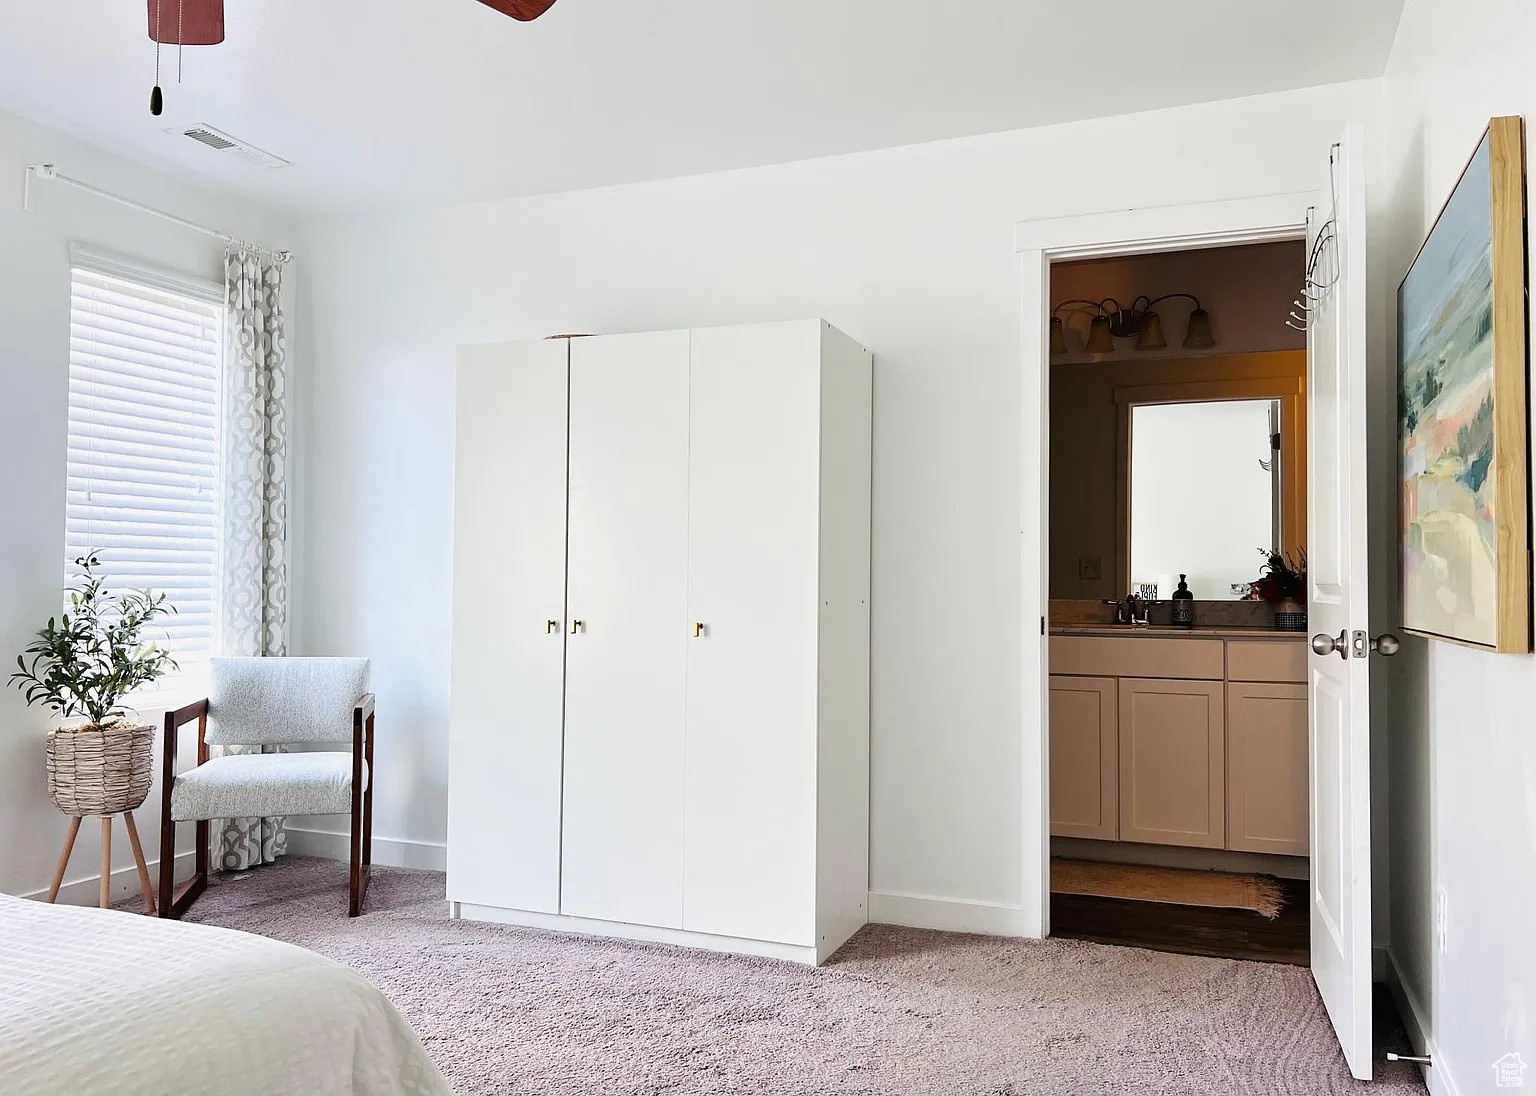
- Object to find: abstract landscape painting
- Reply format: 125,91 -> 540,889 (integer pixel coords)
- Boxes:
1399,118 -> 1529,651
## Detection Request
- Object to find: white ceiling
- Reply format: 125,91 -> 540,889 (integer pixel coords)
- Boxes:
0,1 -> 1405,217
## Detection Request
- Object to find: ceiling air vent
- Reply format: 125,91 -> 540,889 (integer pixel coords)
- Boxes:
172,124 -> 290,169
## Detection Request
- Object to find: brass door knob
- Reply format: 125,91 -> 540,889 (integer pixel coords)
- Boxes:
1311,630 -> 1348,660
1371,633 -> 1401,656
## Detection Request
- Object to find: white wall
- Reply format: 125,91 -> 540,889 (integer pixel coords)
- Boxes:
0,107 -> 294,902
296,79 -> 1381,919
1381,2 -> 1536,1090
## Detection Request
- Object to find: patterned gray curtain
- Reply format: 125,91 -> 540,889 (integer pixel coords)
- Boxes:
217,246 -> 290,871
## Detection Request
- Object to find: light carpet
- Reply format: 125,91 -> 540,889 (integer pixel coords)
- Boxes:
156,857 -> 1425,1095
1051,859 -> 1287,919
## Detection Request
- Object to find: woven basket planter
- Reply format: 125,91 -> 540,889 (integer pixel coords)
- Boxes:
46,722 -> 155,816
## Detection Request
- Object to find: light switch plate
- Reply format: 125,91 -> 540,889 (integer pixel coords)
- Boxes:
1078,556 -> 1103,581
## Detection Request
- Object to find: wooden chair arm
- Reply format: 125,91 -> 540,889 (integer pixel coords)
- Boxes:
355,693 -> 376,724
162,698 -> 211,771
165,698 -> 210,730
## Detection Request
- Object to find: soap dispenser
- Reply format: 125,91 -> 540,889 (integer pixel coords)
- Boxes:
1171,574 -> 1195,628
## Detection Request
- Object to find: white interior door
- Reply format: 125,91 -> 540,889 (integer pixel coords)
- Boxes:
448,340 -> 569,913
562,330 -> 691,928
1306,124 -> 1374,1081
682,322 -> 821,945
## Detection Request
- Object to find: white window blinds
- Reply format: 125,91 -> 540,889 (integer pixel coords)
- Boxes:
67,257 -> 224,671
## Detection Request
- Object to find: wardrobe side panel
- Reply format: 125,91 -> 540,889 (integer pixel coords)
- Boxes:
815,323 -> 873,959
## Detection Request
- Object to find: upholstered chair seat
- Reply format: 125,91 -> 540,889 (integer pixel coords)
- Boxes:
170,752 -> 369,821
158,656 -> 376,919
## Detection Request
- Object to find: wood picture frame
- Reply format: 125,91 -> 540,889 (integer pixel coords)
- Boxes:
1398,116 -> 1530,652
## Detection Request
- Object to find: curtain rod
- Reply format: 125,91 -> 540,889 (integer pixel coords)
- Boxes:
22,163 -> 293,264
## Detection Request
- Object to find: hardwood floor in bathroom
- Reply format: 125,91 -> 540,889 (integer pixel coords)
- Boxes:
1050,876 -> 1310,965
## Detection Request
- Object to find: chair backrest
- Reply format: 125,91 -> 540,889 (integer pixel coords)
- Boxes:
205,657 -> 371,747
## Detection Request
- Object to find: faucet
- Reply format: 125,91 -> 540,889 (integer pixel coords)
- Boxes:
1103,594 -> 1151,626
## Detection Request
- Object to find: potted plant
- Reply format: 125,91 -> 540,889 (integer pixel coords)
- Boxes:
1249,548 -> 1308,632
10,553 -> 176,817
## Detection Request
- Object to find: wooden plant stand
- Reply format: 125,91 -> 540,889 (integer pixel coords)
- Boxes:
46,810 -> 157,914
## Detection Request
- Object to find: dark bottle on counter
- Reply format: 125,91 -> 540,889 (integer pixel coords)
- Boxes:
1171,574 -> 1195,628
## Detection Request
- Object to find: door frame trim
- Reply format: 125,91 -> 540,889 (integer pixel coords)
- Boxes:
1014,191 -> 1318,937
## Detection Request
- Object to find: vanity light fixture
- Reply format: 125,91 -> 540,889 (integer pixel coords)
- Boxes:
1084,314 -> 1115,354
1049,293 -> 1215,355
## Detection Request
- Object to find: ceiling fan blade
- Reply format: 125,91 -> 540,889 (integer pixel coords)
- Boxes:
473,0 -> 560,21
146,0 -> 225,45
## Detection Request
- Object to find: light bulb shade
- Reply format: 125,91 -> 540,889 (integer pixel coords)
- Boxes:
1135,310 -> 1167,350
1085,315 -> 1115,354
1049,316 -> 1068,355
1183,307 -> 1215,349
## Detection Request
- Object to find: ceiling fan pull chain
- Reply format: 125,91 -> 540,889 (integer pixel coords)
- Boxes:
150,0 -> 164,116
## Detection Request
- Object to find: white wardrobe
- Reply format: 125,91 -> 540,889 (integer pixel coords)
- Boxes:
447,320 -> 872,965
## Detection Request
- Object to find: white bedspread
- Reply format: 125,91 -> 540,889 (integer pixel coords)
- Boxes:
0,894 -> 451,1095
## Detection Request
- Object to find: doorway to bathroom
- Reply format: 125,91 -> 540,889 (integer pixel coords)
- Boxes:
1041,240 -> 1313,966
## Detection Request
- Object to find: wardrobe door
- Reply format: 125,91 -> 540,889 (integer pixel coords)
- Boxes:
448,340 -> 569,914
683,322 -> 822,945
562,330 -> 691,928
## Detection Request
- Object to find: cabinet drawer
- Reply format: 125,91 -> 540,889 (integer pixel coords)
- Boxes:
1050,636 -> 1224,680
1227,640 -> 1307,683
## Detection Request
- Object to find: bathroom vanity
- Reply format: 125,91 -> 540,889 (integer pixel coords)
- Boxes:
1048,624 -> 1308,857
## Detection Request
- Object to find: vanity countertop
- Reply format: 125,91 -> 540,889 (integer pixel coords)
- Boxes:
1050,623 -> 1306,641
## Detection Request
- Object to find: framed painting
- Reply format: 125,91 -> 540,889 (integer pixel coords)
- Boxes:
1399,116 -> 1530,652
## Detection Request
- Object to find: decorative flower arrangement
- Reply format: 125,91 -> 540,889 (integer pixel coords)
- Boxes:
1248,548 -> 1307,606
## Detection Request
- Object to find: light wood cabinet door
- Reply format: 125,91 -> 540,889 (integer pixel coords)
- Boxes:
1118,678 -> 1225,848
1227,682 -> 1309,856
1049,676 -> 1118,840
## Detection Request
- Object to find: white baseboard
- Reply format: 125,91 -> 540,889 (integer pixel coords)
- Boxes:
1384,947 -> 1459,1096
18,850 -> 197,908
867,889 -> 1026,937
283,827 -> 447,871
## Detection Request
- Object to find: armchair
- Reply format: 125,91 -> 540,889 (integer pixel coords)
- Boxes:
158,657 -> 375,919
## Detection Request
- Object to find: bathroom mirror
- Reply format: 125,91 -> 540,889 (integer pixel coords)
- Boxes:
1121,386 -> 1303,601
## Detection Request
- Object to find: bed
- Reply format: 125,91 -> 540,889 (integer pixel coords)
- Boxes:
0,893 -> 451,1095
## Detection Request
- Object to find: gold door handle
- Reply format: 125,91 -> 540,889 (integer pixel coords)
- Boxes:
570,620 -> 585,634
546,619 -> 560,634
693,622 -> 706,638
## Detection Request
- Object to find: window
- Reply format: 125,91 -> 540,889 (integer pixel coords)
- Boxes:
66,253 -> 224,674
